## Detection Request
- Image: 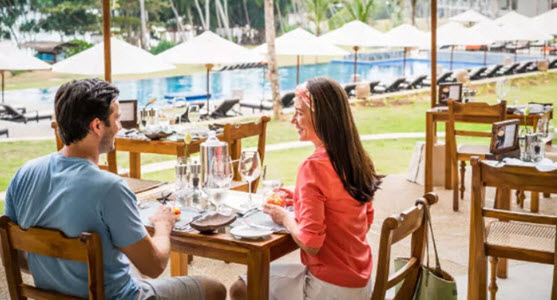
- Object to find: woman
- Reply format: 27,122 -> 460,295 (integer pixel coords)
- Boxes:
230,77 -> 382,300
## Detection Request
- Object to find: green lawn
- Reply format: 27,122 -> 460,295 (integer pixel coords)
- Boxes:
1,72 -> 556,196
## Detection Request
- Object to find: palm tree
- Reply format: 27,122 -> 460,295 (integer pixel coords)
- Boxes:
264,0 -> 282,119
409,0 -> 418,25
304,0 -> 331,36
344,0 -> 374,23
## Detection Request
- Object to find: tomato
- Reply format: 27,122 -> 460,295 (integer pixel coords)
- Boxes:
285,199 -> 294,207
172,208 -> 181,215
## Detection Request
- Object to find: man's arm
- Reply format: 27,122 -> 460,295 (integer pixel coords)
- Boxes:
119,206 -> 175,278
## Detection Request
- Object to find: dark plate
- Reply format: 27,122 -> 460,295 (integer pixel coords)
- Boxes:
190,213 -> 236,233
145,131 -> 174,140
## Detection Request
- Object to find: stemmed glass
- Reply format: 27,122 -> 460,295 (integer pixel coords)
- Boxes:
189,104 -> 201,124
210,156 -> 234,215
239,151 -> 261,208
175,157 -> 191,208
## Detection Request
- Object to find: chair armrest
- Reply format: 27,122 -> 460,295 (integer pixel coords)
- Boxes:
483,208 -> 557,225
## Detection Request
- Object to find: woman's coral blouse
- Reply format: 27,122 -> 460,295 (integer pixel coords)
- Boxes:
294,145 -> 374,288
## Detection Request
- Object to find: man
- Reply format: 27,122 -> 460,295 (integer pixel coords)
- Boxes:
5,78 -> 226,300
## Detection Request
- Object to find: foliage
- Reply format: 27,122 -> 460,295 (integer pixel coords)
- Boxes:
343,0 -> 374,23
64,39 -> 93,58
149,40 -> 175,55
38,0 -> 101,35
304,0 -> 332,36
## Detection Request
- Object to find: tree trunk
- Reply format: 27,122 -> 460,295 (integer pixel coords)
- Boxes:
215,0 -> 232,40
264,0 -> 282,120
194,0 -> 207,29
205,0 -> 211,30
139,0 -> 149,50
275,0 -> 285,34
411,0 -> 417,26
169,0 -> 185,41
243,0 -> 251,26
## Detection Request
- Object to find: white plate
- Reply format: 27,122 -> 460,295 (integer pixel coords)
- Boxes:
221,191 -> 264,214
230,225 -> 272,240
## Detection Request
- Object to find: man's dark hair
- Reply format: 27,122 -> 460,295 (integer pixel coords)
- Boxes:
55,78 -> 120,145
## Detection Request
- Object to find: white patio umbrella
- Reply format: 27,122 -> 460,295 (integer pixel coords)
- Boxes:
158,31 -> 262,114
533,9 -> 557,36
52,37 -> 175,75
499,22 -> 553,62
320,20 -> 395,81
494,11 -> 531,26
448,9 -> 490,24
384,24 -> 430,74
253,28 -> 348,84
0,42 -> 51,103
469,20 -> 513,65
437,22 -> 493,70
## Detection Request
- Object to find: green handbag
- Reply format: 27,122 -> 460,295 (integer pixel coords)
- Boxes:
394,202 -> 458,300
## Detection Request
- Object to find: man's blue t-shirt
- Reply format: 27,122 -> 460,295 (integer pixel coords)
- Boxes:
5,153 -> 147,300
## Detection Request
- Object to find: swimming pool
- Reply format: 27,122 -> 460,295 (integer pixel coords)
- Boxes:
5,52 -> 539,109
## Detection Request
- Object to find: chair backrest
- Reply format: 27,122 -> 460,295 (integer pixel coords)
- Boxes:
409,75 -> 427,87
438,71 -> 453,83
447,100 -> 506,157
222,116 -> 270,192
0,216 -> 104,300
343,84 -> 357,96
372,193 -> 438,300
388,77 -> 406,91
51,121 -> 118,174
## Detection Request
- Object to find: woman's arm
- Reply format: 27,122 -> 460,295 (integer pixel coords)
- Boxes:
262,204 -> 321,256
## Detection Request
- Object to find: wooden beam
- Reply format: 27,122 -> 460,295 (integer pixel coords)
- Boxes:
430,0 -> 437,108
102,0 -> 111,83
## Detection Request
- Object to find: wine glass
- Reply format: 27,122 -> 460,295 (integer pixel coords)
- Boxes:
175,157 -> 191,208
189,104 -> 201,123
210,156 -> 234,215
239,151 -> 261,208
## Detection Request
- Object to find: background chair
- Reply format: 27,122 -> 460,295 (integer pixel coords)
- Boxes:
468,158 -> 557,300
400,75 -> 427,90
0,215 -> 105,299
209,98 -> 240,119
222,116 -> 270,193
372,192 -> 438,300
372,77 -> 407,94
281,92 -> 295,108
0,127 -> 8,138
446,100 -> 506,211
0,104 -> 52,124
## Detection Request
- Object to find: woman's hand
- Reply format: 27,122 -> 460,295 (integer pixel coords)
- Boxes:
262,203 -> 290,226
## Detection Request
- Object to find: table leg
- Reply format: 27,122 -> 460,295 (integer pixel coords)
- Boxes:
247,249 -> 270,300
495,187 -> 510,279
445,125 -> 452,190
531,192 -> 539,213
107,150 -> 118,174
425,113 -> 434,193
170,251 -> 189,276
129,152 -> 141,179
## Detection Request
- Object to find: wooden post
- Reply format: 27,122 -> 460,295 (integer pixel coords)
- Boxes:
205,63 -> 214,118
353,46 -> 360,82
296,55 -> 300,85
1,70 -> 4,103
450,45 -> 454,71
430,0 -> 437,108
402,47 -> 407,76
102,0 -> 111,83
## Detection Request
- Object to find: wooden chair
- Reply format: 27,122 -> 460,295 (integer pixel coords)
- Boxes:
371,192 -> 438,300
222,116 -> 270,193
0,215 -> 104,299
446,100 -> 506,211
468,157 -> 557,300
51,121 -> 123,176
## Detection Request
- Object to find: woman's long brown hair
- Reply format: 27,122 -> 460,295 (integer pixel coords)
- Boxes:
306,77 -> 382,203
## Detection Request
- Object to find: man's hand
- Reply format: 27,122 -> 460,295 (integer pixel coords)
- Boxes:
262,203 -> 291,226
148,205 -> 176,233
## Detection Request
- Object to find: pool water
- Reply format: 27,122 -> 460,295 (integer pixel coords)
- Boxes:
4,54 -> 535,108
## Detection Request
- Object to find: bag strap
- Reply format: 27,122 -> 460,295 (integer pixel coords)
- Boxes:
423,200 -> 442,273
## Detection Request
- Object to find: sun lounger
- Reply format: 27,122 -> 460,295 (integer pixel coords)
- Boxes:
496,62 -> 520,76
488,42 -> 506,52
469,67 -> 488,80
369,80 -> 380,91
175,102 -> 205,123
343,84 -> 357,97
372,77 -> 406,94
548,58 -> 557,69
240,99 -> 273,113
482,64 -> 503,78
210,98 -> 240,119
514,61 -> 534,73
400,75 -> 427,90
422,71 -> 453,86
281,92 -> 295,108
0,128 -> 8,138
505,41 -> 529,53
0,104 -> 52,124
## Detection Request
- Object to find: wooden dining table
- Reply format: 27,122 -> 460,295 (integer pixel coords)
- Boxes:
424,105 -> 553,194
135,185 -> 299,300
